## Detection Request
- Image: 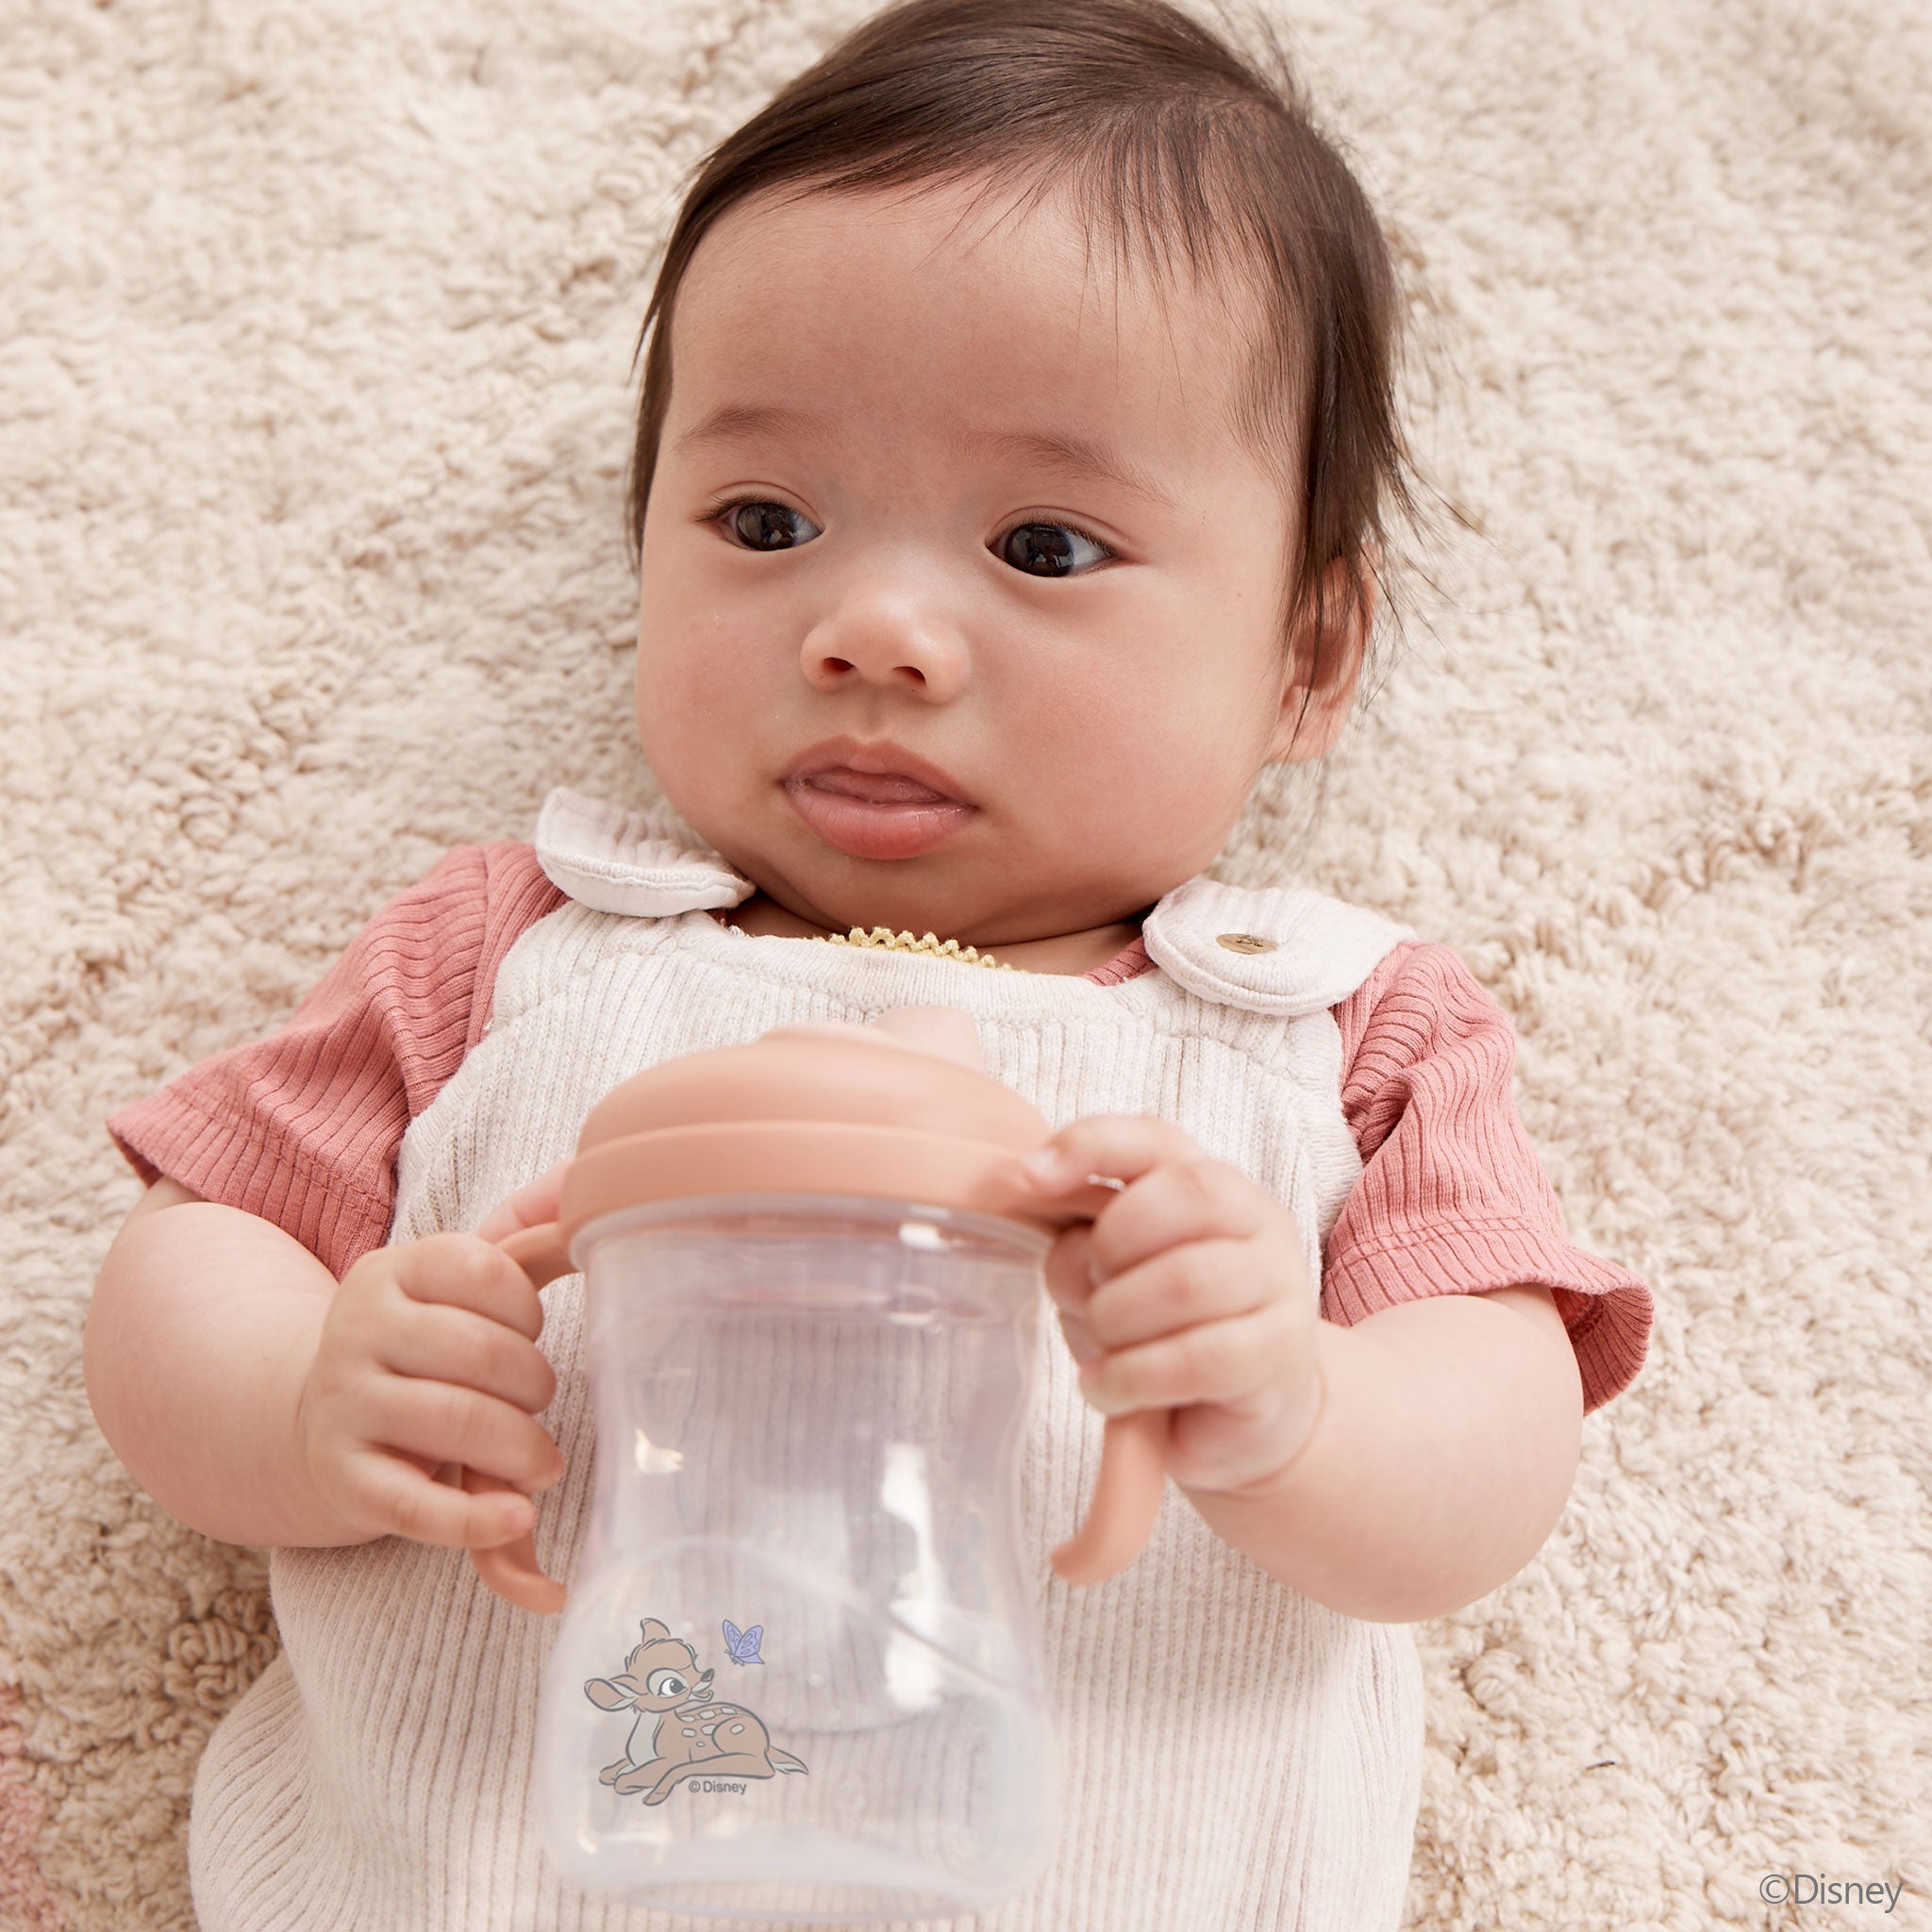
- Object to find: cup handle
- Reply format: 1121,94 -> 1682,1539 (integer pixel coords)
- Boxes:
462,1220 -> 573,1616
1028,1174 -> 1173,1589
1050,1409 -> 1172,1587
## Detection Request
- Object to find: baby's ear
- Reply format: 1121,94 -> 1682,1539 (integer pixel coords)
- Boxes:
1270,560 -> 1371,763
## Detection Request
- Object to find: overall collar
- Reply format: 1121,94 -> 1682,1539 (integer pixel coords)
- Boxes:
533,786 -> 1416,1018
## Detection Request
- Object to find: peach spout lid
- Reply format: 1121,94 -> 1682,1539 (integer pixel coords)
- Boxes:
531,1009 -> 1064,1259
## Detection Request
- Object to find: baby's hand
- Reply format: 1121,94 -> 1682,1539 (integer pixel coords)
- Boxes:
1007,1119 -> 1325,1497
296,1231 -> 562,1549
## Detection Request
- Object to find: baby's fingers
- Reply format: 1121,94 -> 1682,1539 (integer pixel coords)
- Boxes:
475,1158 -> 571,1245
1041,1220 -> 1103,1318
365,1374 -> 562,1499
383,1300 -> 558,1419
340,1445 -> 537,1550
391,1233 -> 544,1343
1078,1301 -> 1301,1417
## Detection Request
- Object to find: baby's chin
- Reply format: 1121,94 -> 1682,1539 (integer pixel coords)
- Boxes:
722,798 -> 1138,941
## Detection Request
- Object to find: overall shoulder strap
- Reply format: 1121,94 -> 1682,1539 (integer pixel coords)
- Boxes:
532,787 -> 755,916
1142,876 -> 1419,1016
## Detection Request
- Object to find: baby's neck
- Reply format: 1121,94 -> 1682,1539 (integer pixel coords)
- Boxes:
710,895 -> 1143,977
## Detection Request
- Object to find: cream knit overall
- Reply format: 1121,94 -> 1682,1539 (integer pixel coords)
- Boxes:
188,788 -> 1426,1932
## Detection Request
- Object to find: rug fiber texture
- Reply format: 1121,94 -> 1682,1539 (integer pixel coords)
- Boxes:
3,0 -> 1928,1927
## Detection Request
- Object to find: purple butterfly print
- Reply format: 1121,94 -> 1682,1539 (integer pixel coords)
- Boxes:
722,1620 -> 765,1666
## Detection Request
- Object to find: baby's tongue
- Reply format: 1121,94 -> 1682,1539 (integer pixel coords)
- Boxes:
808,770 -> 947,805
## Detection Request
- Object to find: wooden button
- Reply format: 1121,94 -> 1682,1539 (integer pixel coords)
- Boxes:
1216,932 -> 1276,955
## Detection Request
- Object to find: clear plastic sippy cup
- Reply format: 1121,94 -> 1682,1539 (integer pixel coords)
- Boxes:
459,1007 -> 1168,1924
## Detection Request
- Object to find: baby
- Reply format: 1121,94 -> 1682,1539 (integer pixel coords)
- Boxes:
87,0 -> 1653,1927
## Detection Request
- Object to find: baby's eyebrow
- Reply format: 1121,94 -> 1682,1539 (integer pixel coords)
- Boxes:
675,401 -> 1177,509
967,425 -> 1178,510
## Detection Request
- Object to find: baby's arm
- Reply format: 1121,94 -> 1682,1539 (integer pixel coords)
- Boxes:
1190,941 -> 1648,1618
92,842 -> 571,1551
87,1178 -> 562,1552
1185,1284 -> 1582,1622
85,1180 -> 376,1548
1028,935 -> 1652,1617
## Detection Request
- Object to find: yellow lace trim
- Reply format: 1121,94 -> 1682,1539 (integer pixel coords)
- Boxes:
819,925 -> 1016,971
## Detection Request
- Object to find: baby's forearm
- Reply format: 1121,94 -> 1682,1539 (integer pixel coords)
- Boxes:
85,1199 -> 376,1549
1183,1289 -> 1583,1622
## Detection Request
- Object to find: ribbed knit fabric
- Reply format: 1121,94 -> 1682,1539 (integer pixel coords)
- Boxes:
105,789 -> 1654,1931
106,840 -> 1650,1413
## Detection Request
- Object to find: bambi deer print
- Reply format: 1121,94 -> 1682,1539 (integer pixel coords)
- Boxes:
586,1619 -> 809,1805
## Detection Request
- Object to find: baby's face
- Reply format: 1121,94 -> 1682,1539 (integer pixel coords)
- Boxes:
635,174 -> 1341,945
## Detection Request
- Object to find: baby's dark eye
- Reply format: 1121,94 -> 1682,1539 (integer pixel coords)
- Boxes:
714,501 -> 1110,575
719,500 -> 821,551
997,522 -> 1113,578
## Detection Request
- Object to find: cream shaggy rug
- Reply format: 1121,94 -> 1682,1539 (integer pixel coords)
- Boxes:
5,0 -> 1928,1926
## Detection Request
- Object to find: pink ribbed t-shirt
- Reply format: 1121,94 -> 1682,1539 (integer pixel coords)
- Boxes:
106,842 -> 1651,1413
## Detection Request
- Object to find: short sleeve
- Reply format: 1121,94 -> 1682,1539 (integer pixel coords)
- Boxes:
105,841 -> 563,1280
1321,941 -> 1654,1415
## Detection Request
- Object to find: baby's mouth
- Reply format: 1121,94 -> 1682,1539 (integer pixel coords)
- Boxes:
803,769 -> 953,806
782,769 -> 975,860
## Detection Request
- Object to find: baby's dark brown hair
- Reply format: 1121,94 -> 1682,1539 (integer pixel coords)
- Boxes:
625,0 -> 1420,759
